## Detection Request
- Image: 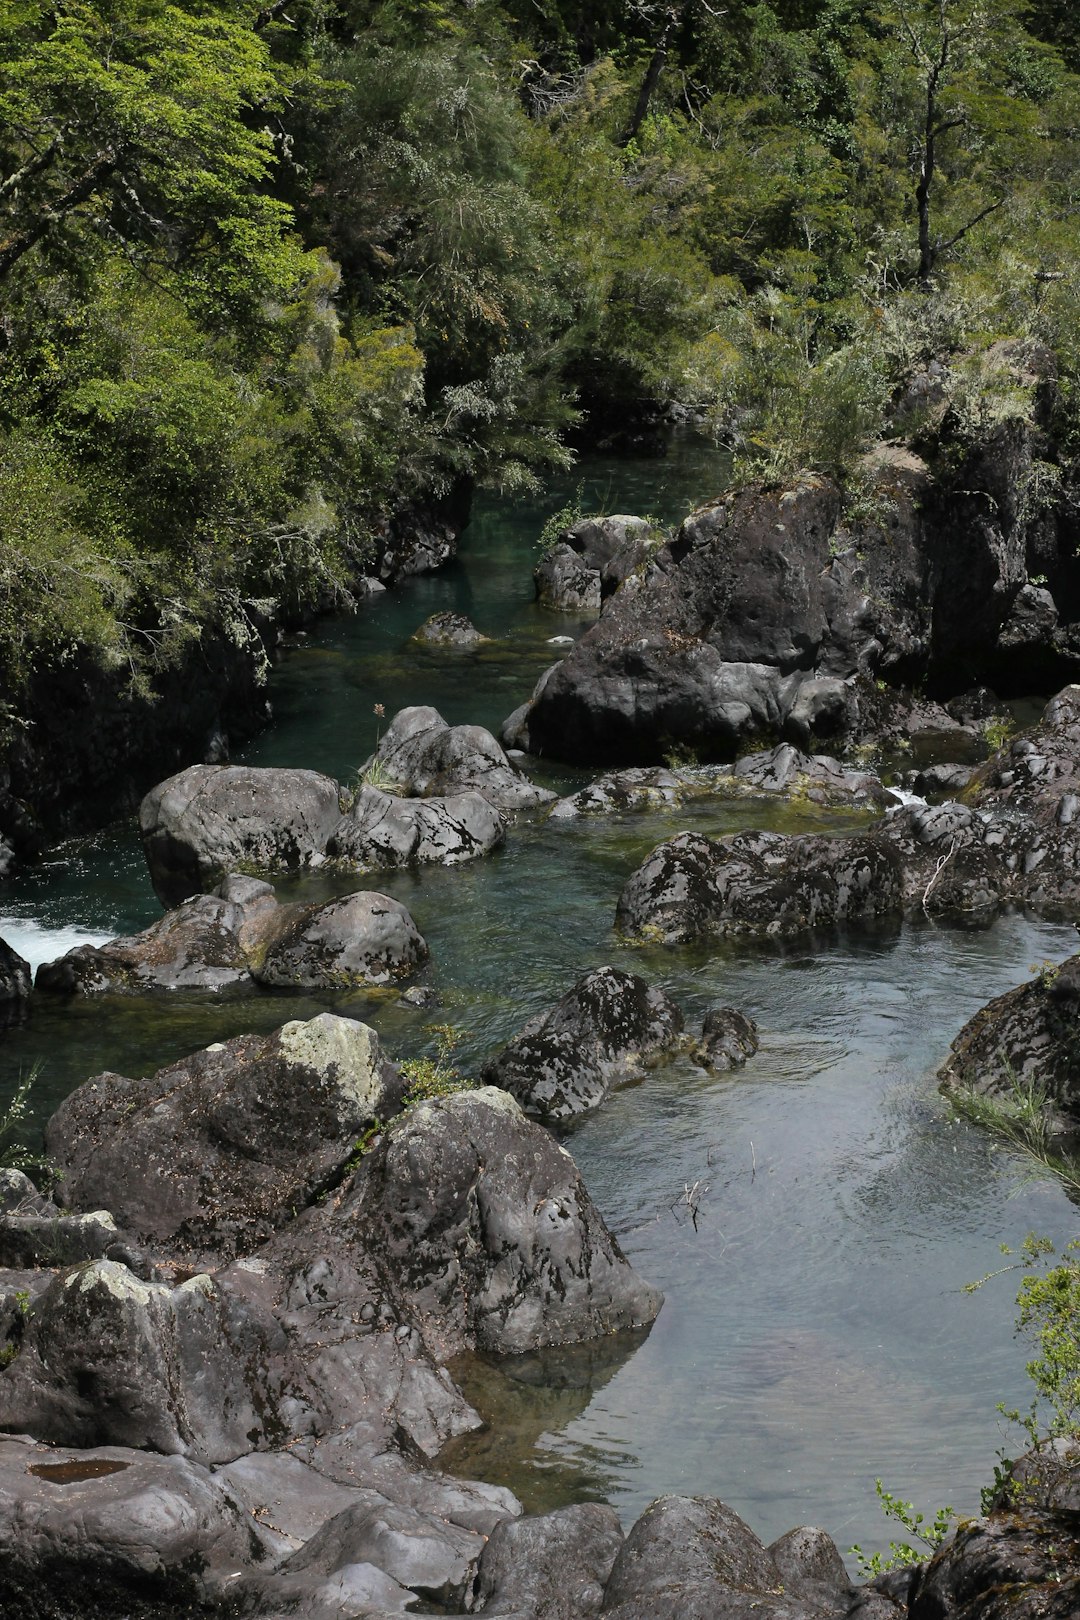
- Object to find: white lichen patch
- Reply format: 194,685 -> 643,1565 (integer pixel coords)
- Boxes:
68,1259 -> 164,1306
277,1013 -> 384,1116
445,1085 -> 525,1122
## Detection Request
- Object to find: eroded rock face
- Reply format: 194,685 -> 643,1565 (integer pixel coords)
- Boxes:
47,1015 -> 397,1262
482,966 -> 685,1121
351,1087 -> 664,1357
363,706 -> 555,812
140,763 -> 343,905
329,784 -> 504,869
535,517 -> 655,614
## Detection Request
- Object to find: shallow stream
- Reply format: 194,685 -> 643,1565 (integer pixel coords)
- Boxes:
1,438 -> 1077,1561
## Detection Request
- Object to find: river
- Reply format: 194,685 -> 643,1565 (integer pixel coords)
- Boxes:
1,436 -> 1076,1563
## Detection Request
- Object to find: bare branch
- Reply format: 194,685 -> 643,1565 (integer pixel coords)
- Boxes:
936,193 -> 1006,256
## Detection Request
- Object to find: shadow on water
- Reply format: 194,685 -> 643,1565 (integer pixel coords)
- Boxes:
1,439 -> 1079,1560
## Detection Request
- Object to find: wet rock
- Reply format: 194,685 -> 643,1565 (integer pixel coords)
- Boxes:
47,1015 -> 398,1262
617,829 -> 904,944
353,1087 -> 664,1356
474,1502 -> 625,1617
729,744 -> 889,807
482,966 -> 684,1122
140,763 -> 343,905
911,763 -> 973,797
0,937 -> 29,1013
411,610 -> 490,647
938,952 -> 1080,1125
253,890 -> 428,989
37,877 -> 428,997
0,1433 -> 278,1617
36,889 -> 254,995
329,784 -> 504,869
365,705 -> 555,812
694,1007 -> 760,1070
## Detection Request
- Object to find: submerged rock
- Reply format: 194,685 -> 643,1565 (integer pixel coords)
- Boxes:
410,610 -> 490,647
693,1007 -> 760,1071
140,762 -> 343,906
482,966 -> 685,1121
363,705 -> 555,812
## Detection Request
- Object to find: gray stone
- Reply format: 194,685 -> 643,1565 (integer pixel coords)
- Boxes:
411,610 -> 489,647
329,785 -> 504,869
474,1502 -> 624,1617
694,1008 -> 759,1071
140,763 -> 343,905
482,966 -> 684,1121
253,891 -> 428,989
364,706 -> 554,812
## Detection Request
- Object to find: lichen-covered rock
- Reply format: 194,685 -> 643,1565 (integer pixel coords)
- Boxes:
140,763 -> 343,905
410,610 -> 489,647
482,966 -> 685,1121
329,785 -> 504,869
938,952 -> 1080,1125
364,706 -> 554,812
35,889 -> 255,995
693,1007 -> 760,1071
352,1087 -> 664,1357
47,1015 -> 398,1262
253,890 -> 428,989
617,829 -> 904,944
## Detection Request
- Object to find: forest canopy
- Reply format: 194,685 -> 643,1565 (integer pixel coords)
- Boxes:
2,0 -> 1080,699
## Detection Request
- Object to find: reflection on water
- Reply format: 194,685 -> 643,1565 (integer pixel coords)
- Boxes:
0,439 -> 1077,1563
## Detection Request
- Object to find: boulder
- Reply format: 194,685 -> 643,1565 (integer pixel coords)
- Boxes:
601,1495 -> 833,1620
535,517 -> 655,613
473,1502 -> 625,1617
693,1007 -> 760,1071
410,610 -> 489,647
910,1503 -> 1080,1619
252,890 -> 428,989
0,937 -> 30,1011
352,1087 -> 664,1357
482,966 -> 685,1121
938,952 -> 1080,1126
329,784 -> 504,869
140,763 -> 343,905
617,829 -> 904,944
36,876 -> 428,997
364,706 -> 555,812
47,1015 -> 398,1262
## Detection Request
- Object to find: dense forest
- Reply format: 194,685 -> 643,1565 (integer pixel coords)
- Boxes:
2,0 -> 1080,726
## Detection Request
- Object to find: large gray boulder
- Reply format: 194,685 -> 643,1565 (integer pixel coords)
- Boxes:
482,966 -> 685,1122
329,784 -> 504,869
252,890 -> 428,989
353,1087 -> 664,1357
363,706 -> 555,812
47,1014 -> 398,1263
140,763 -> 343,905
35,889 -> 255,995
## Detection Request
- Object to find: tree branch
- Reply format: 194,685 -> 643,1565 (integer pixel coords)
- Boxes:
0,129 -> 67,204
0,148 -> 119,281
936,193 -> 1007,256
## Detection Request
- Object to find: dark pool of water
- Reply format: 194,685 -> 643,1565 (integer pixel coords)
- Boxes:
1,436 -> 1076,1563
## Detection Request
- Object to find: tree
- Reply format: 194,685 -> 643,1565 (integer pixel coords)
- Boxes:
0,0 -> 302,321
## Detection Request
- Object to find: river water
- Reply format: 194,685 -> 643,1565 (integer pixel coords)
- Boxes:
1,438 -> 1077,1563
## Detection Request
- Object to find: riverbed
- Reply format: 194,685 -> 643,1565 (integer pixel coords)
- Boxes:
1,438 -> 1076,1562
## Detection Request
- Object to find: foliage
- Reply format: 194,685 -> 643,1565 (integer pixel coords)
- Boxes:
0,1067 -> 52,1183
949,1069 -> 1080,1201
400,1024 -> 472,1106
850,1480 -> 954,1576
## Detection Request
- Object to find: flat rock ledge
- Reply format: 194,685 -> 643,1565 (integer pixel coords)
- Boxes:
618,684 -> 1080,942
548,744 -> 891,821
35,873 -> 428,996
140,708 -> 549,904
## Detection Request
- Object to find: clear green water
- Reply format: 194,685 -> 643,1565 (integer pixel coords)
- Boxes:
1,438 -> 1077,1563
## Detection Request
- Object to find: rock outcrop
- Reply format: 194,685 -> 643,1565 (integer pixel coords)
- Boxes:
329,784 -> 504,869
363,705 -> 555,812
535,517 -> 656,614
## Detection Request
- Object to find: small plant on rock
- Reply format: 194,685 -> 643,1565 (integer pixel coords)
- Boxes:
400,1023 -> 471,1106
850,1480 -> 954,1576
